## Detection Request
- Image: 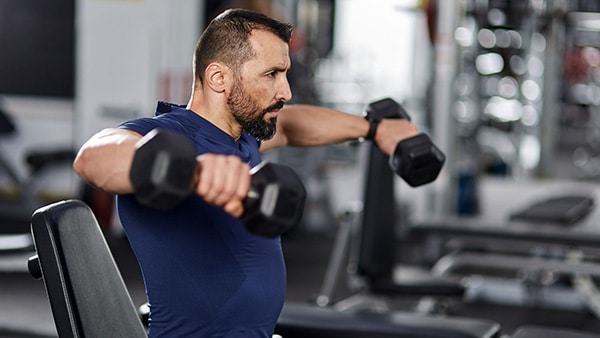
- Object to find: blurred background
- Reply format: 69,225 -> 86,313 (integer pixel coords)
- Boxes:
2,0 -> 600,227
1,0 -> 600,336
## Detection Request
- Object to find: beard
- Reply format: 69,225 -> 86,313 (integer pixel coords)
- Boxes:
227,79 -> 283,141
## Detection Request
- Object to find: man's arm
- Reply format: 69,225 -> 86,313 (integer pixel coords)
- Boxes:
260,104 -> 418,155
73,128 -> 251,217
73,128 -> 141,194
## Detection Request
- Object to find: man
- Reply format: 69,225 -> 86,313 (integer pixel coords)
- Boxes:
73,8 -> 417,338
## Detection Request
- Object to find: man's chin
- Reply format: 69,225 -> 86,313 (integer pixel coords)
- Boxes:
255,121 -> 277,141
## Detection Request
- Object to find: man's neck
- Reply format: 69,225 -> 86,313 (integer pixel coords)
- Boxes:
187,94 -> 243,141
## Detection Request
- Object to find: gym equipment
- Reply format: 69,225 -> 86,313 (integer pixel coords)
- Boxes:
364,98 -> 445,187
0,104 -> 76,266
411,178 -> 600,333
308,127 -> 600,336
130,128 -> 307,238
25,199 -> 590,338
509,194 -> 595,225
27,199 -> 501,338
0,106 -> 76,236
314,125 -> 464,312
275,302 -> 501,338
511,326 -> 600,338
28,200 -> 146,337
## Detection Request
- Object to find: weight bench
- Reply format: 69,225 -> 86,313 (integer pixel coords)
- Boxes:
28,199 -> 503,338
354,142 -> 466,298
411,179 -> 600,336
303,139 -> 600,338
314,138 -> 466,313
276,302 -> 501,338
511,326 -> 600,338
27,199 -> 146,337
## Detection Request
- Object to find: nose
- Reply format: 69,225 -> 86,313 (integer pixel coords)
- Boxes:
277,77 -> 292,102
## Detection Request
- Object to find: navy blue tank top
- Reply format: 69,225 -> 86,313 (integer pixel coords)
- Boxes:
117,102 -> 285,337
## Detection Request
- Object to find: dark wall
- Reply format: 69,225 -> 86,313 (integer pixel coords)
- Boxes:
0,0 -> 75,98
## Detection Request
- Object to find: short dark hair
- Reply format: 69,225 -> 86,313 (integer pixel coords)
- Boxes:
193,8 -> 294,84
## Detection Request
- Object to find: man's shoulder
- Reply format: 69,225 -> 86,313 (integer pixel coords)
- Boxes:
155,101 -> 187,116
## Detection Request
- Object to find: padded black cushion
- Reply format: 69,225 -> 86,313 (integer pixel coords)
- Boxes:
30,199 -> 146,338
512,326 -> 600,338
509,195 -> 595,225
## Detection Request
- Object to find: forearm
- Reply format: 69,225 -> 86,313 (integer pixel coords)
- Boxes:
73,128 -> 142,194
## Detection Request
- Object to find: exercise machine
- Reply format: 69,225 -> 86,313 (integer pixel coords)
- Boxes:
313,128 -> 464,313
412,177 -> 600,334
311,125 -> 600,336
0,104 -> 76,273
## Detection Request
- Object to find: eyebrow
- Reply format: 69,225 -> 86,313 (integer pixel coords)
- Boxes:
268,65 -> 290,74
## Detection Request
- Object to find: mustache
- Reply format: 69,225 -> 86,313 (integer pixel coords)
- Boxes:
265,101 -> 285,113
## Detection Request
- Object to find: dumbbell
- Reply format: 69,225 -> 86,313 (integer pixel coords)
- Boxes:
129,129 -> 306,238
365,98 -> 445,187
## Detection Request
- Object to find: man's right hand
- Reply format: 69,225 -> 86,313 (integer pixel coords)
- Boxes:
195,154 -> 251,218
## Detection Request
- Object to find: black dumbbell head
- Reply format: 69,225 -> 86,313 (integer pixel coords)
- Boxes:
130,129 -> 197,210
366,97 -> 411,121
390,133 -> 445,187
242,162 -> 307,238
366,98 -> 445,187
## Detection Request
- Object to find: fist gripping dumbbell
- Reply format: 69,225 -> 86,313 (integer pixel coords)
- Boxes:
365,98 -> 446,187
129,129 -> 306,238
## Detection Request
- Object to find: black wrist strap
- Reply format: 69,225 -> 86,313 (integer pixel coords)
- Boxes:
364,118 -> 380,141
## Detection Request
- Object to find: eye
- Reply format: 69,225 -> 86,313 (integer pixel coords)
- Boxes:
266,71 -> 276,78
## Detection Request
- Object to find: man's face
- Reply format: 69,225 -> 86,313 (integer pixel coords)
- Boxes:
227,30 -> 292,140
227,76 -> 282,140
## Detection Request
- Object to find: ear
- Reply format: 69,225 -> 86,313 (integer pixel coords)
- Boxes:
204,63 -> 230,93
